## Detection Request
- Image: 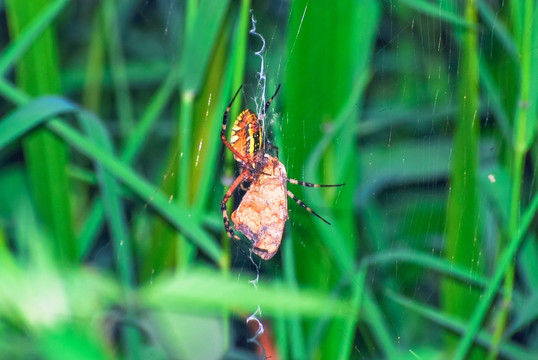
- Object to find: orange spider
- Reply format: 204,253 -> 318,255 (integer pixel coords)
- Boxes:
220,85 -> 344,259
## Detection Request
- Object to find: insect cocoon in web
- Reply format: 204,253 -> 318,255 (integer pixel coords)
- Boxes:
232,155 -> 288,260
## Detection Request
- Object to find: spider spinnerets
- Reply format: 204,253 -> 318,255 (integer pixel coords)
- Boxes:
220,84 -> 344,260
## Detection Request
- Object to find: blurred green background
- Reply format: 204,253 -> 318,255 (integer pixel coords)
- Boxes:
1,0 -> 538,359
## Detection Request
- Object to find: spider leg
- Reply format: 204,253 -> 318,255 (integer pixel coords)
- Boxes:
262,84 -> 281,116
221,170 -> 248,240
287,178 -> 345,188
221,85 -> 251,164
286,189 -> 331,225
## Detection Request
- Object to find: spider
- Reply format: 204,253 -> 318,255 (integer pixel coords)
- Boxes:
220,84 -> 344,259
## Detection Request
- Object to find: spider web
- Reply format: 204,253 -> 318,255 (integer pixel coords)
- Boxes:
133,0 -> 530,358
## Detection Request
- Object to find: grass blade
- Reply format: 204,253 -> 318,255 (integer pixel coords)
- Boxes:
441,0 -> 482,354
454,191 -> 538,359
181,0 -> 230,92
5,0 -> 76,264
0,0 -> 67,76
0,96 -> 224,263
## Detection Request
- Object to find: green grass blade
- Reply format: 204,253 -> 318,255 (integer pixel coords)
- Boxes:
82,8 -> 105,113
0,96 -> 76,148
77,200 -> 105,258
518,234 -> 538,294
176,92 -> 196,266
122,67 -> 180,164
364,250 -> 490,290
304,72 -> 370,275
79,66 -> 180,260
0,96 -> 224,264
476,0 -> 518,59
524,3 -> 538,148
221,0 -> 251,271
181,0 -> 230,92
139,268 -> 353,318
441,0 -> 482,354
49,118 -> 223,264
362,292 -> 398,358
282,236 -> 306,359
489,1 -> 537,357
479,58 -> 512,143
453,190 -> 538,359
283,1 -> 379,357
508,290 -> 538,336
337,271 -> 366,360
101,0 -> 134,136
0,78 -> 28,103
77,113 -> 141,359
77,114 -> 134,287
399,0 -> 475,28
0,0 -> 67,76
142,0 -> 231,274
386,290 -> 535,360
5,0 -> 76,264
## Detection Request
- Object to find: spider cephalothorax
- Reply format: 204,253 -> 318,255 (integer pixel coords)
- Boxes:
220,84 -> 344,259
230,109 -> 263,166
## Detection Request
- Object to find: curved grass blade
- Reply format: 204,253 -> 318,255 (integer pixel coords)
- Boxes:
0,96 -> 224,264
139,268 -> 352,319
453,191 -> 538,359
399,0 -> 476,29
0,0 -> 68,76
386,290 -> 534,360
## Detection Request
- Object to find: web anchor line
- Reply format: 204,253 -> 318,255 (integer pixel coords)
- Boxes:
244,10 -> 269,358
249,9 -> 267,122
